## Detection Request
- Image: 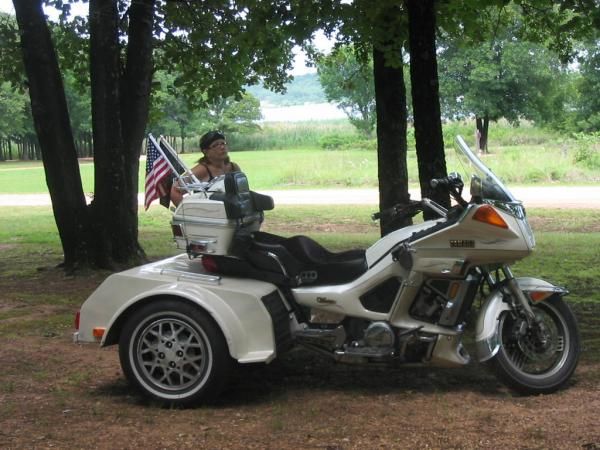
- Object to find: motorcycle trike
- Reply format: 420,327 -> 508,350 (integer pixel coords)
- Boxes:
74,136 -> 580,405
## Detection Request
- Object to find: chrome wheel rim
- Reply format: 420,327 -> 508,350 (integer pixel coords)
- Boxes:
134,315 -> 211,393
500,302 -> 569,378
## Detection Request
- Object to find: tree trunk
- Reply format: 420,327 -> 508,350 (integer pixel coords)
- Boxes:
373,48 -> 411,237
12,0 -> 93,270
180,125 -> 186,153
89,0 -> 154,267
475,115 -> 489,153
120,0 -> 155,254
406,0 -> 449,216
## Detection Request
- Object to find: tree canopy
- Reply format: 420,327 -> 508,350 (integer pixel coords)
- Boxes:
438,25 -> 569,148
148,70 -> 262,152
572,39 -> 600,131
316,45 -> 376,137
7,0 -> 333,270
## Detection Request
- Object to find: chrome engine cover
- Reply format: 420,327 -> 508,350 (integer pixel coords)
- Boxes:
363,321 -> 395,348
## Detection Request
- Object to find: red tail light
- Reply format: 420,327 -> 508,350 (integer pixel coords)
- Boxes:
74,310 -> 80,330
171,224 -> 184,238
202,255 -> 219,273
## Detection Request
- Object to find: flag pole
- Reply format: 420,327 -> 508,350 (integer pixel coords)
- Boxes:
155,135 -> 201,193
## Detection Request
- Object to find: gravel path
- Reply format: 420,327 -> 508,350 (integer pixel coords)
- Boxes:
0,186 -> 599,208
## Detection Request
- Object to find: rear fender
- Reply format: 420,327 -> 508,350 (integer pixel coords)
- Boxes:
475,277 -> 568,362
100,282 -> 278,364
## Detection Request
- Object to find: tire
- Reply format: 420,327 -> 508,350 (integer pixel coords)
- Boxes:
119,299 -> 233,406
490,295 -> 580,395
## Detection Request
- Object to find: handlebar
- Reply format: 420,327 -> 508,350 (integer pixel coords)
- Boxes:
430,172 -> 463,190
430,171 -> 468,207
372,172 -> 469,223
421,198 -> 448,218
371,200 -> 425,222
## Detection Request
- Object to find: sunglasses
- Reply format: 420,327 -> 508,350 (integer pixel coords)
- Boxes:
208,140 -> 227,150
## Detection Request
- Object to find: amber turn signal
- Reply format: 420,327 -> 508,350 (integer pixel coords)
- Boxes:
472,205 -> 509,229
93,327 -> 106,339
529,291 -> 553,303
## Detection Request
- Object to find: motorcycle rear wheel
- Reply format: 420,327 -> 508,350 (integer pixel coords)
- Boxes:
119,299 -> 233,406
490,296 -> 580,395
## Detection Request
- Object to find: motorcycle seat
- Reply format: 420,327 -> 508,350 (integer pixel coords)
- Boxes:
248,231 -> 367,286
200,173 -> 366,286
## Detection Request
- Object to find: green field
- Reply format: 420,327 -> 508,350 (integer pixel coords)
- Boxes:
1,123 -> 598,194
0,143 -> 597,194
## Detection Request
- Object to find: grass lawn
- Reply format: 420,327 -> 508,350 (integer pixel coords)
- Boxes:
1,205 -> 598,303
1,141 -> 598,194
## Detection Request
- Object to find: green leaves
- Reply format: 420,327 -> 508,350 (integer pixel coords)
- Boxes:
154,1 -> 318,104
317,45 -> 376,136
0,13 -> 25,87
572,40 -> 600,131
0,82 -> 30,139
438,14 -> 568,126
148,70 -> 262,141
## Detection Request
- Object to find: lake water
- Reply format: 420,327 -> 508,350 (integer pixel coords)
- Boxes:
261,102 -> 346,122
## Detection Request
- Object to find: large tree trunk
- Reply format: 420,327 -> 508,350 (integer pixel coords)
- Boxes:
13,0 -> 93,270
14,0 -> 155,271
406,0 -> 449,216
373,48 -> 411,237
89,0 -> 154,267
121,0 -> 155,250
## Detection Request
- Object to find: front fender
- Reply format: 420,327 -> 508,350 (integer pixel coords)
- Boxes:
514,277 -> 569,296
475,289 -> 511,362
475,277 -> 567,362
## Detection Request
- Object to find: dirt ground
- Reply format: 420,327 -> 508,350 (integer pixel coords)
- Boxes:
1,264 -> 599,450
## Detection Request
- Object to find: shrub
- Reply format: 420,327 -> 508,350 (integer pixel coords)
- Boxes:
320,134 -> 354,150
573,133 -> 600,170
525,168 -> 549,183
319,133 -> 376,151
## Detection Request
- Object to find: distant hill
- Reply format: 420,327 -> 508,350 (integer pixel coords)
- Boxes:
245,73 -> 327,106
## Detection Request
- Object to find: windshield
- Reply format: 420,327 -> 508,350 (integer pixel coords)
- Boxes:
453,135 -> 517,203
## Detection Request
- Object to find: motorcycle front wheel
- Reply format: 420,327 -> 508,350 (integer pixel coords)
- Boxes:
119,299 -> 233,406
490,296 -> 580,395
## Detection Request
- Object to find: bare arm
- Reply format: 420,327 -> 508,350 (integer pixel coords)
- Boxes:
171,164 -> 210,206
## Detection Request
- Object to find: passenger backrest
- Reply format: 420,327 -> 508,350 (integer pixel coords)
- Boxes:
223,172 -> 254,219
210,172 -> 274,221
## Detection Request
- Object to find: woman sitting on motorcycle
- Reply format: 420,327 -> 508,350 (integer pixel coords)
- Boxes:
170,130 -> 241,206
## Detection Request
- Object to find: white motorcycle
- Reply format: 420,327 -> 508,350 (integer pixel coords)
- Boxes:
74,136 -> 580,405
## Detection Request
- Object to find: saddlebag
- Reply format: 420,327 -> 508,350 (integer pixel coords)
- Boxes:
171,171 -> 274,256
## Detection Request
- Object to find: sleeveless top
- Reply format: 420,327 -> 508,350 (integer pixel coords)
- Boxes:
200,160 -> 241,181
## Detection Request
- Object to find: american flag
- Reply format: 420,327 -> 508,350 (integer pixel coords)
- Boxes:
144,138 -> 172,210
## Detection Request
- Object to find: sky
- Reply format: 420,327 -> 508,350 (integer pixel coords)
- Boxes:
0,0 -> 12,14
0,1 -> 332,76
